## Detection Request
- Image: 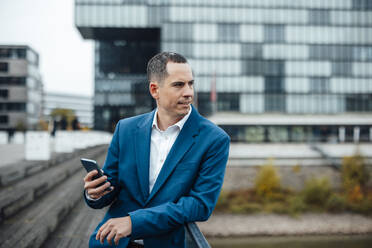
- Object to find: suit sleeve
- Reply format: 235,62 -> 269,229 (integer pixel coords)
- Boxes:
128,133 -> 230,239
84,121 -> 121,209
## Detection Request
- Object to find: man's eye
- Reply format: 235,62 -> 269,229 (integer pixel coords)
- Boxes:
174,82 -> 183,87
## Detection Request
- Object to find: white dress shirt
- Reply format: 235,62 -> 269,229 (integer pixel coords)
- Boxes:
86,106 -> 192,200
149,107 -> 192,192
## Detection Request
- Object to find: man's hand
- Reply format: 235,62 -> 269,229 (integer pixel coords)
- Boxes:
96,216 -> 132,246
84,170 -> 113,199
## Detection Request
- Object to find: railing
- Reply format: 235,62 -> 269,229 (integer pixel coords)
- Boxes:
309,143 -> 341,170
185,222 -> 211,248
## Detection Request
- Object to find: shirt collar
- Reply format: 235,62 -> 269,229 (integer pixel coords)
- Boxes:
152,106 -> 192,132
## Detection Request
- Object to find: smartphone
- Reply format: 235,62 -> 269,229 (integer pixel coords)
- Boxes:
80,158 -> 111,191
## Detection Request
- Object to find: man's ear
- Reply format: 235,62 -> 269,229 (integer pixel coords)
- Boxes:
149,81 -> 159,99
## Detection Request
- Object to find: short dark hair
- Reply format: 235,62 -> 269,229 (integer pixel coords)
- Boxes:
147,52 -> 188,83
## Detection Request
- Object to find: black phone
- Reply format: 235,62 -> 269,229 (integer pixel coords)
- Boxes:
80,158 -> 111,191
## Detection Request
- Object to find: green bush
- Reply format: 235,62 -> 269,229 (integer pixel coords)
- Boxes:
254,161 -> 281,200
341,153 -> 370,203
325,193 -> 347,212
230,202 -> 262,214
215,191 -> 229,212
302,177 -> 331,207
287,195 -> 307,216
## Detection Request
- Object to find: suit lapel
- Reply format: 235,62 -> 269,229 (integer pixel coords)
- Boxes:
134,111 -> 155,202
145,107 -> 200,205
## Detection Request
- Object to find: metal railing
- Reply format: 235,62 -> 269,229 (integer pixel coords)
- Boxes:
185,222 -> 211,248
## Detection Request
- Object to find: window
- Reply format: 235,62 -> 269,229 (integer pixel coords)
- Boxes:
264,80 -> 286,113
346,94 -> 372,111
264,25 -> 285,43
353,46 -> 372,61
0,89 -> 8,98
0,62 -> 8,72
242,43 -> 262,59
309,9 -> 330,25
243,60 -> 285,76
0,49 -> 10,58
0,115 -> 8,124
352,0 -> 372,10
265,77 -> 284,93
217,93 -> 240,111
309,77 -> 329,93
16,49 -> 26,59
218,23 -> 240,42
6,102 -> 26,111
332,62 -> 352,76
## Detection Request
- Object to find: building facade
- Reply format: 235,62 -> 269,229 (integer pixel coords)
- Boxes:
75,0 -> 372,142
43,92 -> 94,128
0,45 -> 43,132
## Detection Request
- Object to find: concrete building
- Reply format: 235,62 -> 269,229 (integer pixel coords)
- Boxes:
43,91 -> 93,128
74,0 -> 372,142
0,45 -> 43,132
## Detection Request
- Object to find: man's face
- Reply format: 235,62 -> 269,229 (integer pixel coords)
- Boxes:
150,62 -> 194,119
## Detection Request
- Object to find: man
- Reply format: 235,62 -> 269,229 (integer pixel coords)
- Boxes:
84,52 -> 230,247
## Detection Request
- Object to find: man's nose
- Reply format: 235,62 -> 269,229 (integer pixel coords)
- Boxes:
183,85 -> 194,97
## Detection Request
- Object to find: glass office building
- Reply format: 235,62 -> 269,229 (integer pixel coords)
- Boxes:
75,0 -> 372,142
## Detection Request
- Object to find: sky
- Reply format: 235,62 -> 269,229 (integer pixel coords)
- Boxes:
0,0 -> 94,96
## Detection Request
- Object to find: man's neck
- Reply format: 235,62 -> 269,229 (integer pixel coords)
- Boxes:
156,110 -> 183,131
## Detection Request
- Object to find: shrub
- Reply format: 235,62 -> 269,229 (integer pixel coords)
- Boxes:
230,202 -> 262,214
325,193 -> 347,212
341,153 -> 370,203
302,177 -> 331,207
254,161 -> 281,200
215,191 -> 229,212
287,195 -> 307,215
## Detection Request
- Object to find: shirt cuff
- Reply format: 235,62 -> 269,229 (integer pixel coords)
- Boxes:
85,190 -> 101,201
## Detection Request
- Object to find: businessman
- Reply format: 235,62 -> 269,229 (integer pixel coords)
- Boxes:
83,52 -> 230,247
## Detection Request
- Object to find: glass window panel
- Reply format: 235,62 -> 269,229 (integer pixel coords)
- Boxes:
264,24 -> 285,43
309,77 -> 330,93
163,23 -> 193,41
352,62 -> 372,76
332,62 -> 353,76
352,0 -> 372,10
265,77 -> 284,93
193,24 -> 218,42
162,43 -> 193,58
217,93 -> 240,111
193,43 -> 241,59
241,43 -> 262,59
268,127 -> 288,142
0,62 -> 9,72
353,46 -> 372,61
309,9 -> 330,25
218,23 -> 240,42
286,61 -> 331,76
240,25 -> 264,42
264,44 -> 308,59
285,78 -> 310,93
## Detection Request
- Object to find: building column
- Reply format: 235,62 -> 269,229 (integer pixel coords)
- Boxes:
339,126 -> 345,143
353,127 -> 360,143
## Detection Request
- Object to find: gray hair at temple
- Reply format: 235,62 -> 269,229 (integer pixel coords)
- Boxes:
147,52 -> 188,84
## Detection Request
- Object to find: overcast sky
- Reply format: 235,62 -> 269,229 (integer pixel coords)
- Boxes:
0,0 -> 94,96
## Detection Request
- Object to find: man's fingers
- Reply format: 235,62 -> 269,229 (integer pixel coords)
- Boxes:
100,226 -> 111,244
84,175 -> 107,190
106,229 -> 116,246
88,181 -> 111,195
83,170 -> 98,182
114,233 -> 122,246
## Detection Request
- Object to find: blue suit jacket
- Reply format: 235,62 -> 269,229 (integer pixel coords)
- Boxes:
85,106 -> 230,247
